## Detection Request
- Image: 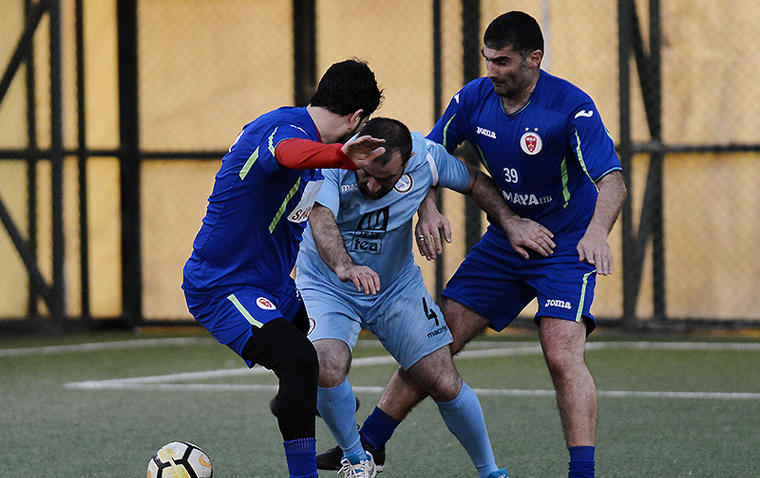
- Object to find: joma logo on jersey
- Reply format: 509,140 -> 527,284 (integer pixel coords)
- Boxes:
476,126 -> 496,139
544,299 -> 572,309
502,191 -> 552,206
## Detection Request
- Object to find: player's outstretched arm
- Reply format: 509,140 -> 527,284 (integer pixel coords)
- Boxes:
577,170 -> 626,275
464,166 -> 555,259
275,136 -> 384,171
414,187 -> 452,261
309,203 -> 381,294
341,135 -> 386,170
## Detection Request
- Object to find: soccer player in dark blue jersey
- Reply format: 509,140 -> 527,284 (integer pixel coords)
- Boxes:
316,12 -> 626,478
182,59 -> 384,478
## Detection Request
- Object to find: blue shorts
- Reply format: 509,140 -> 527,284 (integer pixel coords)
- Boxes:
296,265 -> 452,370
441,228 -> 597,333
184,280 -> 303,366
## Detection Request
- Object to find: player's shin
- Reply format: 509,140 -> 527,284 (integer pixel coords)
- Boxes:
435,381 -> 504,478
317,377 -> 368,461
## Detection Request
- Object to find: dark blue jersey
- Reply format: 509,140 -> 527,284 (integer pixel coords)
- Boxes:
428,71 -> 621,249
183,106 -> 323,293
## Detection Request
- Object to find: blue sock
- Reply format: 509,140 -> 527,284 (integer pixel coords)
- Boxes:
317,378 -> 367,460
436,382 -> 498,478
283,437 -> 317,478
360,406 -> 400,451
568,446 -> 595,478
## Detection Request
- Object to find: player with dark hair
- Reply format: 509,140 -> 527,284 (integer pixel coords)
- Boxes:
182,59 -> 384,478
317,12 -> 627,478
297,117 -> 510,478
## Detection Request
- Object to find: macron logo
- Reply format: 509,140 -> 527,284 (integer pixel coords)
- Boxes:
476,126 -> 496,139
574,110 -> 594,119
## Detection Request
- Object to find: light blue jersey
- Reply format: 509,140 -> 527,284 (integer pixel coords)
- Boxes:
297,132 -> 470,292
296,131 -> 470,369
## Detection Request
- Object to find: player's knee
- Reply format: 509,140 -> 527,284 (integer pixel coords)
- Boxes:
427,374 -> 462,402
411,360 -> 462,402
543,346 -> 585,380
313,339 -> 351,387
242,318 -> 319,388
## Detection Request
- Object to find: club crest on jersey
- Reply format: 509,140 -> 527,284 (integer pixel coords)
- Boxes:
256,297 -> 275,310
394,173 -> 413,193
520,130 -> 543,155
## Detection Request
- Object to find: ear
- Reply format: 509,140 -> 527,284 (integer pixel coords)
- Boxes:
348,109 -> 365,129
527,49 -> 543,68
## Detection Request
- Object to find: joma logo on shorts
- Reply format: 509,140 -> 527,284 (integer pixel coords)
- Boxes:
545,299 -> 572,309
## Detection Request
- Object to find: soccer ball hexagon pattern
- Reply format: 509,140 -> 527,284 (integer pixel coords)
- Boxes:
147,441 -> 213,478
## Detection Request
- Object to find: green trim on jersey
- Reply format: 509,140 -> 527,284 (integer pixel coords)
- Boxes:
442,114 -> 457,150
499,99 -> 532,117
239,146 -> 259,180
575,269 -> 596,323
268,177 -> 301,233
474,143 -> 490,170
227,293 -> 263,328
560,157 -> 571,208
267,127 -> 278,156
573,128 -> 596,184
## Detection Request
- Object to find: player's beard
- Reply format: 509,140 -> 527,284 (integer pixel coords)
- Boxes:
358,182 -> 390,200
491,62 -> 534,99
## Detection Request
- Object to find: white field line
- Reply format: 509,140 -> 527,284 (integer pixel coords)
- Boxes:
63,343 -> 760,400
8,337 -> 759,358
0,337 -> 214,357
62,381 -> 760,400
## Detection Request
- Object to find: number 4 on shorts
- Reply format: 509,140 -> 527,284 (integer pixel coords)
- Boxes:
422,297 -> 439,326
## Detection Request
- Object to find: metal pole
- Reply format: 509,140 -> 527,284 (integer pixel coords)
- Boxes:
461,0 -> 481,254
618,0 -> 636,329
117,0 -> 143,327
293,0 -> 316,107
75,0 -> 91,322
49,0 -> 65,328
0,0 -> 48,106
24,0 -> 40,317
432,0 -> 444,299
649,0 -> 666,323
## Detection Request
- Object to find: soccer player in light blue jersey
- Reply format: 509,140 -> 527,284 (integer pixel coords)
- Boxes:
182,59 -> 385,478
318,12 -> 627,478
296,118 -> 511,478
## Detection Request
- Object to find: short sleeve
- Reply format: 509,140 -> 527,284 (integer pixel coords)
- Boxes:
569,101 -> 622,182
425,139 -> 470,192
313,168 -> 342,216
241,123 -> 315,173
427,88 -> 469,154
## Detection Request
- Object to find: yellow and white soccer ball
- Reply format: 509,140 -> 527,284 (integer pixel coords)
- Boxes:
147,441 -> 213,478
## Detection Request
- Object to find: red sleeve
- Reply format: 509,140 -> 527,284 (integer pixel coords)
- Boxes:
274,139 -> 357,170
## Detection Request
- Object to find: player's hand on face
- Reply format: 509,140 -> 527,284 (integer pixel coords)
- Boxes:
503,217 -> 555,259
336,264 -> 381,295
342,135 -> 386,170
577,224 -> 613,275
